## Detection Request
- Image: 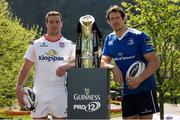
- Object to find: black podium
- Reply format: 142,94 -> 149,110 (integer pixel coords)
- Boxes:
67,68 -> 110,119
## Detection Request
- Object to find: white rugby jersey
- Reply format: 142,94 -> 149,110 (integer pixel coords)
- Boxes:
24,36 -> 75,95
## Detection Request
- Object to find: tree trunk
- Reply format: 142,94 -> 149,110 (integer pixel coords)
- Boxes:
159,94 -> 164,120
160,101 -> 164,119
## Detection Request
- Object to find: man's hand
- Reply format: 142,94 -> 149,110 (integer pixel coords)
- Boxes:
56,63 -> 72,77
100,55 -> 122,82
100,63 -> 123,83
126,76 -> 142,89
112,66 -> 123,83
16,86 -> 25,110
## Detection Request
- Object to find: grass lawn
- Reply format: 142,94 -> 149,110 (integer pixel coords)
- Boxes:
0,112 -> 121,119
111,112 -> 121,118
0,114 -> 31,120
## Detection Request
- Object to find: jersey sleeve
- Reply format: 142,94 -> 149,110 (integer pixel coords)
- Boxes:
139,33 -> 155,55
102,37 -> 111,56
68,42 -> 76,62
24,42 -> 36,62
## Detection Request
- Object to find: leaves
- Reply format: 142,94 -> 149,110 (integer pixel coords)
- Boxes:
0,0 -> 39,107
122,0 -> 180,118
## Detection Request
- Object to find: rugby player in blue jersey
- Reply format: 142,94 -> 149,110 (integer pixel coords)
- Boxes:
101,5 -> 160,120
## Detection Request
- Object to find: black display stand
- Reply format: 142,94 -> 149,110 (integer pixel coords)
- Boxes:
67,68 -> 110,119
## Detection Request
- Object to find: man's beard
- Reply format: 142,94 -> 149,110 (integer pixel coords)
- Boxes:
50,31 -> 59,36
114,27 -> 122,32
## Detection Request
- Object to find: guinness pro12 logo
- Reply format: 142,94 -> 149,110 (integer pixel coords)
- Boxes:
73,88 -> 101,112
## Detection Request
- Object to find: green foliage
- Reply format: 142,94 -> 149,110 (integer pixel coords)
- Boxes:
0,114 -> 31,120
6,0 -> 124,41
110,80 -> 121,91
0,0 -> 39,107
121,0 -> 180,118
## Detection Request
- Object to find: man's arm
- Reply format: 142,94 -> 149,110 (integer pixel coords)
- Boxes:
56,43 -> 76,77
100,55 -> 113,68
100,55 -> 123,82
16,59 -> 34,108
56,59 -> 75,77
127,52 -> 160,89
141,52 -> 160,80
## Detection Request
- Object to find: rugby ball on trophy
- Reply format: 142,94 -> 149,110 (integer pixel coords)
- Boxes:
22,87 -> 37,110
126,61 -> 145,78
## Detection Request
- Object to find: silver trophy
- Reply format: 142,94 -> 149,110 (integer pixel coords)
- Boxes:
76,15 -> 103,68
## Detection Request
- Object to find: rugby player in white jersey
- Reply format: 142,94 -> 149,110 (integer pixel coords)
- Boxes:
16,11 -> 75,120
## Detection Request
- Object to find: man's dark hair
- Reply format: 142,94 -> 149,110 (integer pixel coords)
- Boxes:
106,5 -> 126,21
45,11 -> 63,22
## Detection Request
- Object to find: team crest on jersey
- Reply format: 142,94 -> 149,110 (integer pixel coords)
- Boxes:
127,38 -> 134,45
40,42 -> 48,47
59,42 -> 65,47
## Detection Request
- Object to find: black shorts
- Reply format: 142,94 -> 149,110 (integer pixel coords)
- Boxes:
122,90 -> 159,117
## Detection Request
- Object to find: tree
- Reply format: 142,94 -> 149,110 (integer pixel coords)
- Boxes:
121,0 -> 180,119
0,0 -> 39,107
7,0 -> 125,41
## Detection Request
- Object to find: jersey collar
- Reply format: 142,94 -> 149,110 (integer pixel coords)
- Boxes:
117,28 -> 129,41
43,34 -> 62,42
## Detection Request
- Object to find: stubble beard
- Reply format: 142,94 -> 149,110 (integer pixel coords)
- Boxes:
50,30 -> 59,36
114,24 -> 127,33
48,27 -> 60,36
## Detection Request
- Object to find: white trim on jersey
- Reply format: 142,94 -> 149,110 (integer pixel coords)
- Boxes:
117,28 -> 142,41
150,90 -> 157,113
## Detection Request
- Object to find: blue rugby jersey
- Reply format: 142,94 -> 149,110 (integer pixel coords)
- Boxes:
102,28 -> 157,96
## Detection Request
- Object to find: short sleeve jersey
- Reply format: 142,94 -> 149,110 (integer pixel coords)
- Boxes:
24,36 -> 76,94
102,28 -> 157,95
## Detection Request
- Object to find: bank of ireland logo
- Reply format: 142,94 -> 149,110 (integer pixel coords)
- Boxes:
118,52 -> 123,57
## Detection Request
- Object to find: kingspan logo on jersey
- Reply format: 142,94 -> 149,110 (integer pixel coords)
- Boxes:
39,49 -> 64,62
73,88 -> 101,112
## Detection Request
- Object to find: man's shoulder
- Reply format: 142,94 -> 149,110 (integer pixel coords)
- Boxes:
128,28 -> 148,36
29,37 -> 44,45
106,32 -> 117,40
30,37 -> 44,45
128,28 -> 142,35
127,28 -> 149,40
61,37 -> 75,46
107,32 -> 116,37
61,37 -> 71,42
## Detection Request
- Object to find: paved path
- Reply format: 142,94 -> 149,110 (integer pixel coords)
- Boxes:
153,103 -> 180,120
111,103 -> 180,120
